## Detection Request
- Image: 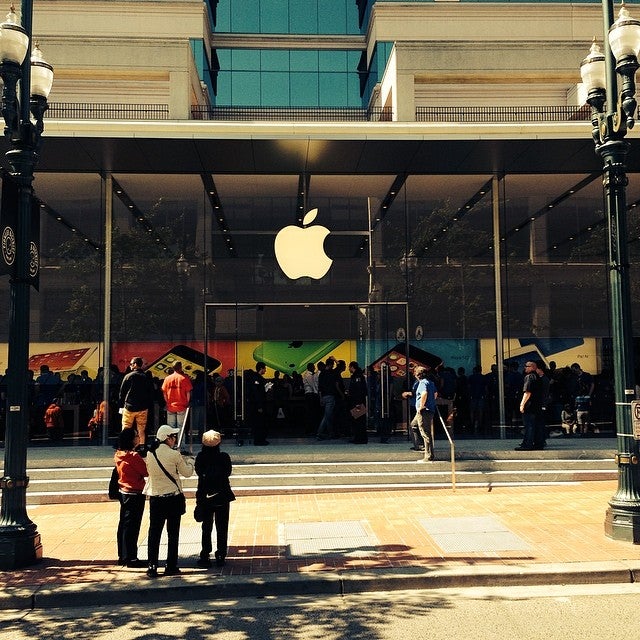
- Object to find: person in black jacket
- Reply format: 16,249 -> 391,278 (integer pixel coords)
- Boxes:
245,362 -> 268,445
347,361 -> 368,444
195,430 -> 235,568
119,357 -> 155,443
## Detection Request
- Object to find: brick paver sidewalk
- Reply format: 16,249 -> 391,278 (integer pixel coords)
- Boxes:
2,481 -> 640,591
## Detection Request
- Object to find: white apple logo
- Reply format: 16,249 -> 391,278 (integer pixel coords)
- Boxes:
274,208 -> 333,279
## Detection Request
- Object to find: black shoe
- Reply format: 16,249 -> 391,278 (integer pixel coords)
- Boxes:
125,559 -> 146,568
146,565 -> 158,578
215,551 -> 226,567
514,445 -> 534,451
410,446 -> 425,451
164,566 -> 181,576
197,557 -> 212,569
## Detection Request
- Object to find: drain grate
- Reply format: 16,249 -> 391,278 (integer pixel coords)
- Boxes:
420,515 -> 530,553
281,520 -> 379,558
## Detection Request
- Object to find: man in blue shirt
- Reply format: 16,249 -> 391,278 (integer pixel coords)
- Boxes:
403,366 -> 437,462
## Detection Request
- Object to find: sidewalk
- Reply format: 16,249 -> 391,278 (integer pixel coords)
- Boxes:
2,478 -> 640,609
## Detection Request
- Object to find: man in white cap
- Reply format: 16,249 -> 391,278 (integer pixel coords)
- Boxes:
144,424 -> 194,577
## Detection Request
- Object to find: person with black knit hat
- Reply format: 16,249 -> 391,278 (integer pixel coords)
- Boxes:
194,430 -> 235,568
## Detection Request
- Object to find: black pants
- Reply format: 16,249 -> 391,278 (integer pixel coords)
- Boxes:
117,492 -> 145,563
147,494 -> 183,569
200,502 -> 230,559
247,404 -> 267,444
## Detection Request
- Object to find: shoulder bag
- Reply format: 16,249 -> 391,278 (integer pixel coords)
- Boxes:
108,467 -> 120,500
151,449 -> 186,515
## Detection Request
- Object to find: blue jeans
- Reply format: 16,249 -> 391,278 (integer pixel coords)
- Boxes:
317,395 -> 335,438
166,409 -> 187,431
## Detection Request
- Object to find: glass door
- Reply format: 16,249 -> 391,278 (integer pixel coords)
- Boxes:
204,301 -> 411,441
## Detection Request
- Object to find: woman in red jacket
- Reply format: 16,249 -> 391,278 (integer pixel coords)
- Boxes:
114,427 -> 148,567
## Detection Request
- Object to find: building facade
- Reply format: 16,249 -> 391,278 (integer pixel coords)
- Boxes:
0,0 -> 638,435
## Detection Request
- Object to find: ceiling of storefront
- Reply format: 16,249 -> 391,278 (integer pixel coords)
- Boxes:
21,127 -> 640,265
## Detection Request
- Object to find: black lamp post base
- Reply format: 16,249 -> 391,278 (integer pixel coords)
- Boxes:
0,526 -> 43,570
604,505 -> 640,543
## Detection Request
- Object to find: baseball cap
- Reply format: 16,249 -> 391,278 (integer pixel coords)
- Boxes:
156,424 -> 180,441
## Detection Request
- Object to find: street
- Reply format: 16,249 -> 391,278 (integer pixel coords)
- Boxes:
3,582 -> 640,640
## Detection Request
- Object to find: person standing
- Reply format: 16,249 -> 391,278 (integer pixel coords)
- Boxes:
44,398 -> 64,442
245,362 -> 268,445
403,365 -> 437,462
195,430 -> 235,568
534,359 -> 550,449
114,427 -> 147,567
144,424 -> 195,577
119,356 -> 155,444
317,358 -> 340,440
347,361 -> 368,444
161,361 -> 193,432
302,362 -> 320,434
516,361 -> 542,451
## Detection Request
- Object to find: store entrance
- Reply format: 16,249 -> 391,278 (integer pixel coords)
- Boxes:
203,302 -> 411,441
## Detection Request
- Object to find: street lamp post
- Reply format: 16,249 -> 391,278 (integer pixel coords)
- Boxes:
0,2 -> 53,569
580,2 -> 640,542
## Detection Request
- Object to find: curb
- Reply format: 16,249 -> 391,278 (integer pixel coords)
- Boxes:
3,561 -> 639,610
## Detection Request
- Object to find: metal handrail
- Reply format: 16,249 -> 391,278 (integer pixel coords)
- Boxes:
191,105 -> 393,122
436,408 -> 456,491
416,105 -> 592,123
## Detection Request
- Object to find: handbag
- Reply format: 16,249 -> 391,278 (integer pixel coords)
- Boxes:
350,404 -> 367,420
151,450 -> 186,515
108,467 -> 120,500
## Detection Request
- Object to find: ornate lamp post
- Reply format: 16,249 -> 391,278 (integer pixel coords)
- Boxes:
0,2 -> 53,569
580,2 -> 640,542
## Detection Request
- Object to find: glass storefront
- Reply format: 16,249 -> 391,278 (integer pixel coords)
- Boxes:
1,167 -> 635,439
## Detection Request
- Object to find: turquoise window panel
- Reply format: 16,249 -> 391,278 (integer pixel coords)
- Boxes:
319,50 -> 347,72
290,72 -> 319,106
230,3 -> 259,32
261,72 -> 291,105
217,49 -> 231,68
317,0 -> 347,33
216,71 -> 232,102
217,0 -> 360,35
291,50 -> 319,72
261,49 -> 290,72
290,0 -> 319,34
232,49 -> 261,71
232,71 -> 261,104
319,72 -> 348,106
261,0 -> 289,33
348,75 -> 362,107
190,39 -> 213,101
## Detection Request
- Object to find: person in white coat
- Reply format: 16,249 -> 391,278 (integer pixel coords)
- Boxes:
144,424 -> 194,577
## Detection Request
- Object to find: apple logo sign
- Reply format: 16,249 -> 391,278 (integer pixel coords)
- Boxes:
274,208 -> 333,280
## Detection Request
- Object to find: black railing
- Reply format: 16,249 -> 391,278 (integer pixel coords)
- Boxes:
191,105 -> 393,121
45,103 -> 170,120
416,105 -> 592,123
39,103 -> 596,123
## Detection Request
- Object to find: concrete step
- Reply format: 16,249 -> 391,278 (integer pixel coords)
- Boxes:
2,438 -> 618,504
20,458 -> 617,504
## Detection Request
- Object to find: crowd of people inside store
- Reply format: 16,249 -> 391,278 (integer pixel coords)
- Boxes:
0,354 -> 618,444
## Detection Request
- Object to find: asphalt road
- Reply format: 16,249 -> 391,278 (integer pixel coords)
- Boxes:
3,583 -> 640,640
